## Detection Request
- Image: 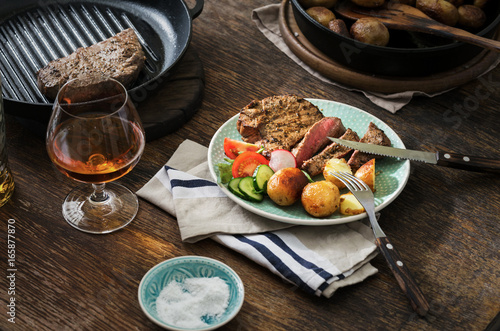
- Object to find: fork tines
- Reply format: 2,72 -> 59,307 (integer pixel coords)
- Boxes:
329,171 -> 370,192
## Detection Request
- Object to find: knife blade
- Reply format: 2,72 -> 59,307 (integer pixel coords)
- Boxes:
328,137 -> 500,173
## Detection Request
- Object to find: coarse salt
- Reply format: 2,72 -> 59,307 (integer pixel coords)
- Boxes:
156,277 -> 230,328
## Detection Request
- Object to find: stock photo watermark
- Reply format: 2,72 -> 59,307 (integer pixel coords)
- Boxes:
443,71 -> 500,129
6,218 -> 17,324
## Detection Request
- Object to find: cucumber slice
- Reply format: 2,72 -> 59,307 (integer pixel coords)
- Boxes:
238,176 -> 264,202
228,177 -> 246,199
253,164 -> 274,193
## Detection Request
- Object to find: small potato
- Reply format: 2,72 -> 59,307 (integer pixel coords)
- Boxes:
350,18 -> 390,46
458,5 -> 486,29
298,0 -> 338,8
306,7 -> 336,27
473,0 -> 489,9
446,0 -> 464,7
392,0 -> 416,5
350,0 -> 385,8
354,159 -> 375,192
323,158 -> 352,189
301,181 -> 340,217
328,19 -> 351,38
267,167 -> 309,206
339,193 -> 365,215
416,0 -> 459,26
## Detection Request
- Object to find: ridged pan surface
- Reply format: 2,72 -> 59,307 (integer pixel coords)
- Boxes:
0,0 -> 202,120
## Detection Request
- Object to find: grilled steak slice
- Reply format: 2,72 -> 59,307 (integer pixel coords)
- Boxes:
236,95 -> 324,156
291,117 -> 346,167
37,28 -> 146,99
301,128 -> 360,176
348,122 -> 391,171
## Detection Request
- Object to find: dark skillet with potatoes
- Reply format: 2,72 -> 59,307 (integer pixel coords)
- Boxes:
291,0 -> 500,76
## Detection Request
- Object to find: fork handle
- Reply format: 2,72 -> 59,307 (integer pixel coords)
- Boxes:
376,237 -> 430,316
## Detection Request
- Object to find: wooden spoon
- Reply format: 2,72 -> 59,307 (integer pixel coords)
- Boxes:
335,1 -> 500,52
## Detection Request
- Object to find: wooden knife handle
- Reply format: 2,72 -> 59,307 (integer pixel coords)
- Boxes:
375,237 -> 430,316
436,151 -> 500,173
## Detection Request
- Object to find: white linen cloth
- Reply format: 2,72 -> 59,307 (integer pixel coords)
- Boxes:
251,4 -> 500,113
137,140 -> 378,297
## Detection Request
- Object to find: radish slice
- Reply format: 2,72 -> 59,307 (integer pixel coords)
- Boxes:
269,149 -> 297,172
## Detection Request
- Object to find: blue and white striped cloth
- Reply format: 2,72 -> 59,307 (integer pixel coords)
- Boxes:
137,140 -> 378,297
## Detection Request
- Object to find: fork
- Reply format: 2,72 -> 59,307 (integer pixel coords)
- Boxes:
331,171 -> 430,316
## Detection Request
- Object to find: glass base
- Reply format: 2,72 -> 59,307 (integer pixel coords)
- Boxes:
62,182 -> 138,234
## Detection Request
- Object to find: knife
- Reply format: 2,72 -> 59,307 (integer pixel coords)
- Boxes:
328,138 -> 500,173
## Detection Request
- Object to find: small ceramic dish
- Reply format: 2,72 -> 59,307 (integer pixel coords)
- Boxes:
138,256 -> 245,330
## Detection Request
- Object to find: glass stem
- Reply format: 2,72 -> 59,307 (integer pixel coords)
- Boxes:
91,183 -> 109,203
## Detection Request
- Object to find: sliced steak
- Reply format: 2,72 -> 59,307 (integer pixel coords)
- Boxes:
37,28 -> 146,99
236,95 -> 324,156
348,122 -> 391,171
291,117 -> 346,167
301,128 -> 360,176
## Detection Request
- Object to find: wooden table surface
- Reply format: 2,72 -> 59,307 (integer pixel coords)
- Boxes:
1,0 -> 499,330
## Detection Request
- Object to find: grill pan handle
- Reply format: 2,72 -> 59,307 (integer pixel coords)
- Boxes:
188,0 -> 204,19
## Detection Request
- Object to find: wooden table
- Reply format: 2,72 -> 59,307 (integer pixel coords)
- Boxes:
1,0 -> 499,330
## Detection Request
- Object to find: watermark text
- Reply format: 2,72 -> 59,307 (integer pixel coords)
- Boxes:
6,218 -> 16,324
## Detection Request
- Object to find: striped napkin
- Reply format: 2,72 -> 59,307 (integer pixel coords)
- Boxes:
137,140 -> 378,297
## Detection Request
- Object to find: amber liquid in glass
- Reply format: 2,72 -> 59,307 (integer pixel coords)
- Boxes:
0,164 -> 14,207
47,115 -> 145,184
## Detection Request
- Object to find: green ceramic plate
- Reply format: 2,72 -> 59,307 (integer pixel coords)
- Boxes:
207,99 -> 410,226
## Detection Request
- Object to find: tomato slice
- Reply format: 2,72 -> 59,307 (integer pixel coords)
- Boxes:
232,151 -> 269,178
224,137 -> 260,159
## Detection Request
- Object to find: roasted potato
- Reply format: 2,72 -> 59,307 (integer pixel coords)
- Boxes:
328,19 -> 351,38
298,0 -> 338,8
416,0 -> 459,26
306,7 -> 336,28
392,0 -> 416,5
267,167 -> 309,206
354,159 -> 375,192
350,0 -> 386,8
350,18 -> 390,46
339,193 -> 365,215
301,181 -> 340,217
323,158 -> 352,189
473,0 -> 489,9
446,0 -> 464,7
458,5 -> 486,29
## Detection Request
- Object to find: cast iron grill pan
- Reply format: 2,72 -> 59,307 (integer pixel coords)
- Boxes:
0,0 -> 202,121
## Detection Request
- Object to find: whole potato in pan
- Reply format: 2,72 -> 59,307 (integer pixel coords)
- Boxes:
328,19 -> 351,38
306,6 -> 336,27
298,0 -> 338,8
416,0 -> 459,26
350,0 -> 386,8
446,0 -> 464,7
350,18 -> 390,46
473,0 -> 489,9
458,5 -> 486,29
392,0 -> 416,5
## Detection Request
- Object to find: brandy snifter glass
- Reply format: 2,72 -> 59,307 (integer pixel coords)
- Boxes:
46,78 -> 145,234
